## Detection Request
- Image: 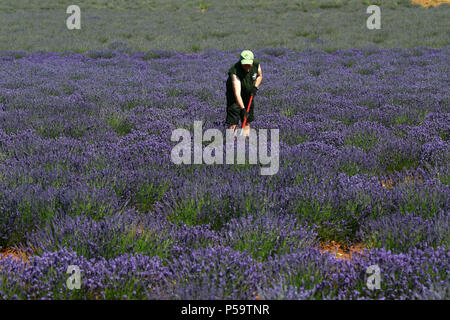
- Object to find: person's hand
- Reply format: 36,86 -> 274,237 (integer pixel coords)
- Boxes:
241,108 -> 249,119
250,86 -> 258,96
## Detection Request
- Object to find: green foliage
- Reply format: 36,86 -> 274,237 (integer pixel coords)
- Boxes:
438,173 -> 449,185
378,152 -> 420,174
338,161 -> 366,176
344,132 -> 379,152
106,113 -> 134,136
87,51 -> 116,59
439,130 -> 448,141
35,123 -> 62,139
283,134 -> 309,146
121,99 -> 139,110
198,1 -> 211,10
133,182 -> 169,213
294,197 -> 371,243
231,229 -> 294,262
167,191 -> 255,231
319,0 -> 343,9
399,188 -> 442,218
394,114 -> 411,125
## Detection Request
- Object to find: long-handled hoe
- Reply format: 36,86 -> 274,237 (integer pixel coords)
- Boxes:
238,95 -> 253,137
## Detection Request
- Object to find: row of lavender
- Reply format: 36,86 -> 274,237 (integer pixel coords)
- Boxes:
0,47 -> 448,299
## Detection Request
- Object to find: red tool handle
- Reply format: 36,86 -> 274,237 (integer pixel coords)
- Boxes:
241,95 -> 253,129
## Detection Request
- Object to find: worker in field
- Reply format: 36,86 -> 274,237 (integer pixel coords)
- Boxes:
225,50 -> 263,137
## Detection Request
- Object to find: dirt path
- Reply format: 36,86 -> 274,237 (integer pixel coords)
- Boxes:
319,241 -> 366,261
0,248 -> 29,263
411,0 -> 450,7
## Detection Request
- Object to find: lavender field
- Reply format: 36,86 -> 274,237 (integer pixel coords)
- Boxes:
0,45 -> 448,299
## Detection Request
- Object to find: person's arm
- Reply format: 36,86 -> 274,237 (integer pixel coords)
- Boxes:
231,74 -> 245,109
254,64 -> 263,88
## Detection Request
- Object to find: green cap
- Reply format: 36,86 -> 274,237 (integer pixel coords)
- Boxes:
240,50 -> 254,65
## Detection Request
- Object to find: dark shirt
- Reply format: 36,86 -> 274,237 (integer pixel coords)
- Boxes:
226,59 -> 260,106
